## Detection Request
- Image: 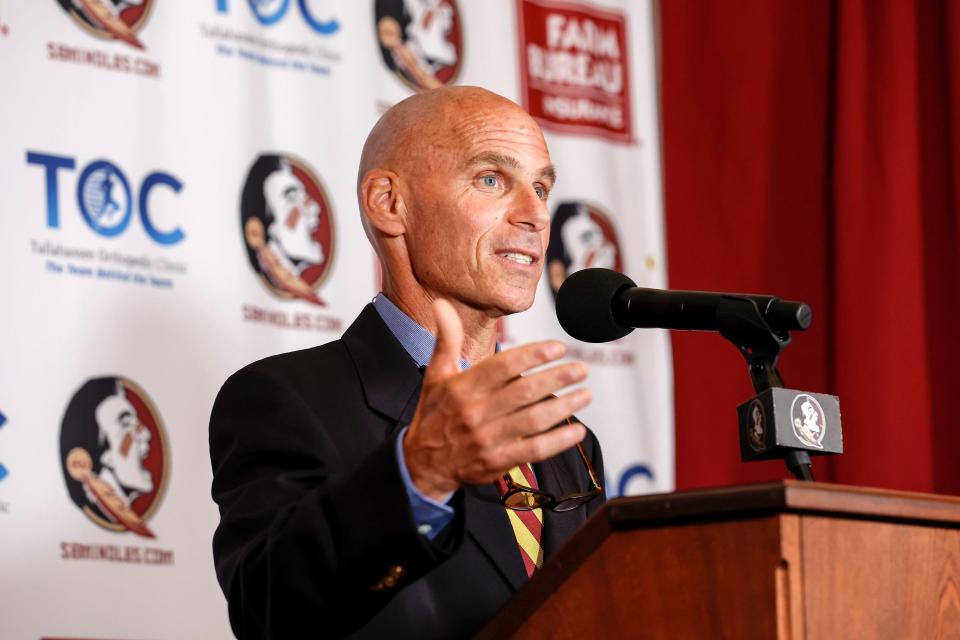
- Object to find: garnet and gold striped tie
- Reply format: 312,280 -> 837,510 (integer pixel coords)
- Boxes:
496,463 -> 544,577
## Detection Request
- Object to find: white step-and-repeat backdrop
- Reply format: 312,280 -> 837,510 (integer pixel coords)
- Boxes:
0,1 -> 671,637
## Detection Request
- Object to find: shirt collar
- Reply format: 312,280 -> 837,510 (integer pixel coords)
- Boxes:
373,293 -> 472,371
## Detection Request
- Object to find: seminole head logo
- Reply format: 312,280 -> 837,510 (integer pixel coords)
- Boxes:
60,376 -> 168,538
748,399 -> 766,452
375,0 -> 462,91
791,394 -> 826,449
241,153 -> 335,306
55,0 -> 154,50
546,201 -> 624,299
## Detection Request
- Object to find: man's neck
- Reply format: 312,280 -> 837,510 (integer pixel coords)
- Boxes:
382,289 -> 499,364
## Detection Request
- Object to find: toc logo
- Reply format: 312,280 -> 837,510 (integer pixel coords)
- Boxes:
26,151 -> 185,245
60,376 -> 168,538
55,0 -> 154,50
215,0 -> 339,34
0,409 -> 8,483
613,463 -> 654,497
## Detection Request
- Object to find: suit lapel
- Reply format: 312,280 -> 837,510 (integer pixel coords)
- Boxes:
464,484 -> 529,591
465,449 -> 588,588
534,449 -> 586,558
342,304 -> 423,426
465,447 -> 591,589
342,304 -> 528,589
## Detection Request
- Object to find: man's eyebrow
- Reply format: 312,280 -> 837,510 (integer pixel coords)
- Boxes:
465,152 -> 557,185
465,152 -> 522,170
540,164 -> 557,186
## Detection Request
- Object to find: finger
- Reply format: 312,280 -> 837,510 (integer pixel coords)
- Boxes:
460,339 -> 567,394
502,421 -> 587,467
483,387 -> 592,443
476,361 -> 588,424
425,298 -> 464,380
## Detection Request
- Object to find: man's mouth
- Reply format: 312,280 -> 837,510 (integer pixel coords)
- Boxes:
502,252 -> 533,265
496,249 -> 539,266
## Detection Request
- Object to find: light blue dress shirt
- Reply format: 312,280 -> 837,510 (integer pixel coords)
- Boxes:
373,293 -> 468,540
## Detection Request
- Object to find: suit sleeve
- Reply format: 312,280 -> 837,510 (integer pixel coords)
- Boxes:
209,366 -> 464,639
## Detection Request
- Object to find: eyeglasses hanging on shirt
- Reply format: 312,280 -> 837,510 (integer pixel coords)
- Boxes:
499,417 -> 603,512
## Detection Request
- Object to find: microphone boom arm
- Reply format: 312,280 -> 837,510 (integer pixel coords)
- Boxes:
715,296 -> 815,481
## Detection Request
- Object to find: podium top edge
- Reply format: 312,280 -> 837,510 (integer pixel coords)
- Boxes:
604,480 -> 960,527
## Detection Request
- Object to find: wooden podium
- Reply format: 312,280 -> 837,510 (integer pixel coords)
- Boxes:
478,481 -> 960,639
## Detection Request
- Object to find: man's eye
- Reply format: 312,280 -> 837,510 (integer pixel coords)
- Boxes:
481,175 -> 499,188
535,186 -> 546,199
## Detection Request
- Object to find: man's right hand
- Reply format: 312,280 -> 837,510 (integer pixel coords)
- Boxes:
403,299 -> 591,502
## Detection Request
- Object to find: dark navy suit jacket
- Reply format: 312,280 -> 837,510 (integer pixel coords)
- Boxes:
210,304 -> 604,639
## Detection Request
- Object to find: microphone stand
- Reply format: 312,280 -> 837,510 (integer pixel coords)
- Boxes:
715,296 -> 815,481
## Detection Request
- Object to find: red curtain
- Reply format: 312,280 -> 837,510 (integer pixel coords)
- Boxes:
659,0 -> 960,493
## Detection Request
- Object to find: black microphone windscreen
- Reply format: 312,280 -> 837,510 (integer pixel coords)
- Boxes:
556,268 -> 636,343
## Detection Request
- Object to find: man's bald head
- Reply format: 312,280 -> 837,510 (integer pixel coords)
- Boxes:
356,86 -> 554,324
358,87 -> 535,195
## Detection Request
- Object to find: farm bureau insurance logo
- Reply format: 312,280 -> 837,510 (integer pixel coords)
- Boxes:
375,0 -> 462,91
518,0 -> 633,142
546,201 -> 623,299
241,153 -> 336,308
60,376 -> 168,538
0,408 -> 8,514
50,0 -> 160,77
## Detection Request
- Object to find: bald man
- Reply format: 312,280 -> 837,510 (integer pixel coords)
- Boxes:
210,87 -> 605,639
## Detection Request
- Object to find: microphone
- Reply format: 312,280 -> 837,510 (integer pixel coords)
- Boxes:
555,268 -> 812,343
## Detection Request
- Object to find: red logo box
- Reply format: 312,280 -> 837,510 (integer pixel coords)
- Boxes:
517,0 -> 634,143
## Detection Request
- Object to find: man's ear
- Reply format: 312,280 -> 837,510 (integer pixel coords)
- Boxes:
360,168 -> 407,237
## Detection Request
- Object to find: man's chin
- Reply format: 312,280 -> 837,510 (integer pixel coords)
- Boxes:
490,291 -> 538,317
441,282 -> 539,318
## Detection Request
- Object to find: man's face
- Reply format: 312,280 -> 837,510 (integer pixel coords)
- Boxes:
402,102 -> 555,315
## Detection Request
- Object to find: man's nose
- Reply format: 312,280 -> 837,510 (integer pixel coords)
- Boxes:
507,186 -> 550,232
